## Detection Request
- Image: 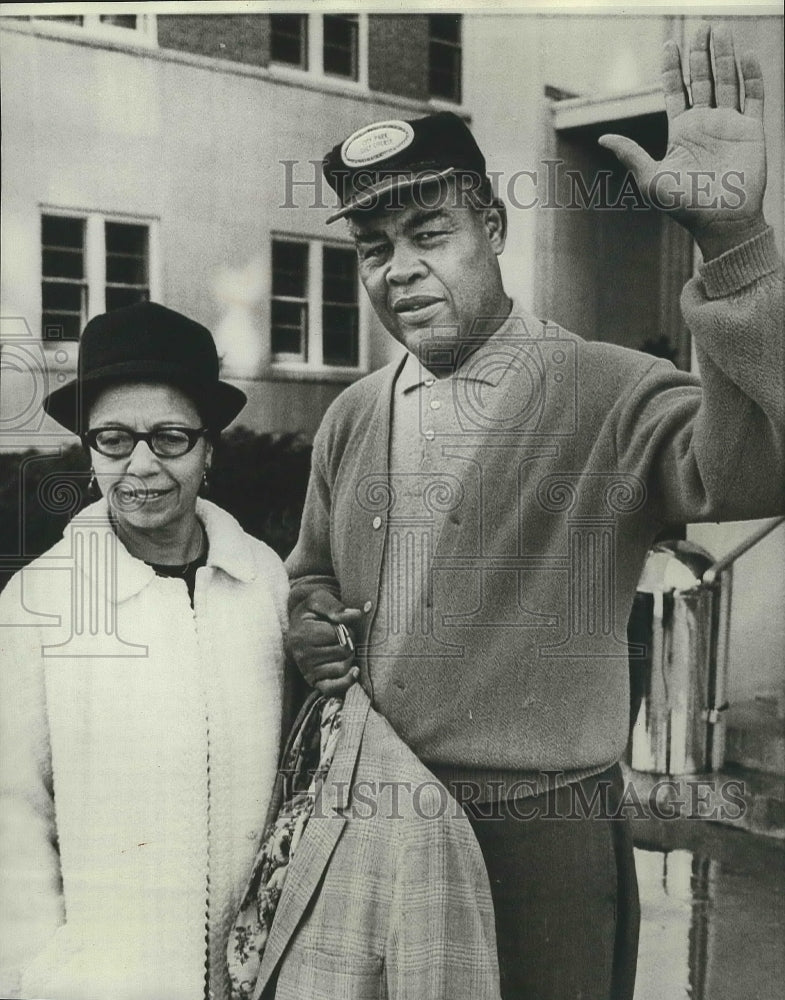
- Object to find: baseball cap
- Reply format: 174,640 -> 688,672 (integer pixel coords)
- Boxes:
322,111 -> 489,224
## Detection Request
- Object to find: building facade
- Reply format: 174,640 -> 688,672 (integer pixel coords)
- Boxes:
1,9 -> 783,740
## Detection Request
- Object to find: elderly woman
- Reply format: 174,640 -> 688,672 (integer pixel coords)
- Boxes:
0,302 -> 288,1000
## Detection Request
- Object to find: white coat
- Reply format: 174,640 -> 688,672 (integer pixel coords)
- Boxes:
0,498 -> 287,1000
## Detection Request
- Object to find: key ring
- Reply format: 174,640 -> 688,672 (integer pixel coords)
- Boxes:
334,623 -> 354,652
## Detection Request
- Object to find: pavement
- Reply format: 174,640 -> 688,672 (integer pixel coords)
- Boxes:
632,812 -> 785,1000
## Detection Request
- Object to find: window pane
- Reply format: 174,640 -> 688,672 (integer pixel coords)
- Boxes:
322,246 -> 357,305
271,14 -> 307,68
42,281 -> 84,312
42,248 -> 83,280
429,44 -> 462,102
105,223 -> 149,304
42,215 -> 84,250
271,300 -> 307,357
43,313 -> 82,342
272,240 -> 308,297
105,287 -> 149,312
322,305 -> 359,367
429,14 -> 461,43
323,14 -> 357,79
106,254 -> 148,285
35,15 -> 84,25
106,222 -> 147,255
428,15 -> 461,103
42,215 -> 86,341
99,15 -> 137,29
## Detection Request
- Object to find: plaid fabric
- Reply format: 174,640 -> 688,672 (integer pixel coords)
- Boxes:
228,696 -> 342,1000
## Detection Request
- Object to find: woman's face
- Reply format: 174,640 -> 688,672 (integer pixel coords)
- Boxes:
87,382 -> 212,536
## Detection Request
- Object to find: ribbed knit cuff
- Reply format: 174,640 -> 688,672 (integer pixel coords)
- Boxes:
699,226 -> 779,299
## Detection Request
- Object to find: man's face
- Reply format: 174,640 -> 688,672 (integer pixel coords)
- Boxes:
348,184 -> 508,356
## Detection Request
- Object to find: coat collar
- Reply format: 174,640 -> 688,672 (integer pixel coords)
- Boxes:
64,497 -> 257,604
252,684 -> 371,998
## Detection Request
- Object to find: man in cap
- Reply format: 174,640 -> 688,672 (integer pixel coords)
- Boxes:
286,26 -> 783,999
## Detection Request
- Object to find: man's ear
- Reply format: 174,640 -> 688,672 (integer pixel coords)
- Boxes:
484,200 -> 508,255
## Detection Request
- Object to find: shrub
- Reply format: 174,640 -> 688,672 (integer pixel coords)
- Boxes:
0,430 -> 312,592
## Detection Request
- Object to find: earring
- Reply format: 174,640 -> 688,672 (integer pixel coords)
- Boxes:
87,468 -> 98,498
201,467 -> 211,495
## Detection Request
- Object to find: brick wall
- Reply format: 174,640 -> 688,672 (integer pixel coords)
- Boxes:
368,15 -> 430,101
157,14 -> 270,67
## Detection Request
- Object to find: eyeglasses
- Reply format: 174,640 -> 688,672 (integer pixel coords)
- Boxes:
84,427 -> 209,459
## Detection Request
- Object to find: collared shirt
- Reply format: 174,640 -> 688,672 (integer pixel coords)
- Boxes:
368,301 -> 540,694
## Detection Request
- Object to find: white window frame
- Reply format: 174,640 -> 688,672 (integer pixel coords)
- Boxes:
29,13 -> 157,47
40,207 -> 160,339
269,13 -> 368,91
270,236 -> 368,377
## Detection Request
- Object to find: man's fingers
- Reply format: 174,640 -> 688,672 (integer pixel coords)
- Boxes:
711,26 -> 740,110
741,52 -> 765,120
298,590 -> 362,630
662,40 -> 689,120
299,642 -> 354,670
314,671 -> 360,698
293,618 -> 349,649
332,607 -> 364,629
689,24 -> 714,108
597,135 -> 655,187
301,589 -> 355,619
310,659 -> 356,682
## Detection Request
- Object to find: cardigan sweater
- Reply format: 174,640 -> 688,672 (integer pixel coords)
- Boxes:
286,228 -> 784,801
0,499 -> 288,1000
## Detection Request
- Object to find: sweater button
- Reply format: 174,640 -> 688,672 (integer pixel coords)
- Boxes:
363,600 -> 373,613
372,516 -> 382,529
423,429 -> 435,441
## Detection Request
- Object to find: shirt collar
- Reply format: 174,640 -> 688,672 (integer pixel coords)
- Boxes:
397,299 -> 543,395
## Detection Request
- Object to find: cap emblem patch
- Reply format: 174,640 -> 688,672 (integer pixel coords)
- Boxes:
340,120 -> 415,167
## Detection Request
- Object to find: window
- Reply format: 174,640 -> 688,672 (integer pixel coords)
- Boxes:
41,216 -> 86,342
105,223 -> 149,312
269,14 -> 367,87
428,14 -> 462,103
322,14 -> 358,80
29,14 -> 157,45
271,240 -> 309,361
270,14 -> 308,68
271,238 -> 362,370
41,213 -> 155,342
322,247 -> 359,366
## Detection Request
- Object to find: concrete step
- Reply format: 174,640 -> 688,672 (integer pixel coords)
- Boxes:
622,762 -> 785,840
724,697 -> 785,776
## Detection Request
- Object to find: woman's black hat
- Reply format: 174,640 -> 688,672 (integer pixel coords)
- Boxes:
43,301 -> 247,434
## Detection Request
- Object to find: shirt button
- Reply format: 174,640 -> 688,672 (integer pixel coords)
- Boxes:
363,600 -> 373,613
430,399 -> 442,410
372,516 -> 382,529
424,378 -> 435,388
424,429 -> 435,441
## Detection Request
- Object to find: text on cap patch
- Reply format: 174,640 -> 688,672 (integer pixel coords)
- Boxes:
340,120 -> 415,167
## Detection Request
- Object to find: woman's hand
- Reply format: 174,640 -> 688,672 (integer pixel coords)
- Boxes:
287,589 -> 364,696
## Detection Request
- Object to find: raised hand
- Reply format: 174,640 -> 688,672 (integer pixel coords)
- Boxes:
599,25 -> 768,259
